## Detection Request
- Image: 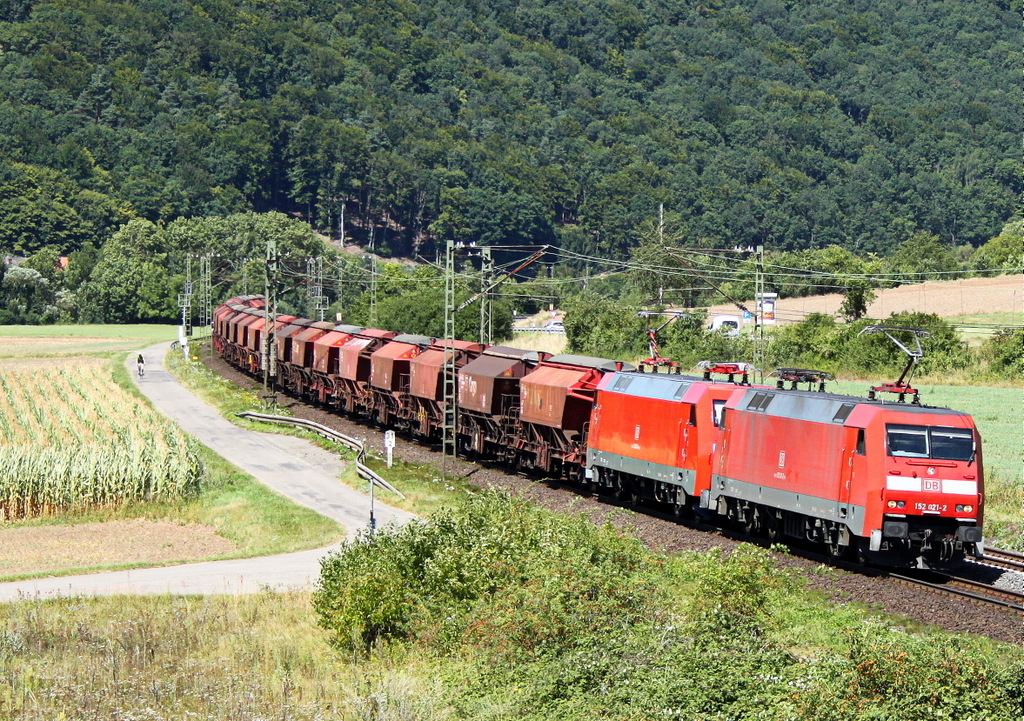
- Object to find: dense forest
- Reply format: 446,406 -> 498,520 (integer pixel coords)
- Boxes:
0,0 -> 1019,264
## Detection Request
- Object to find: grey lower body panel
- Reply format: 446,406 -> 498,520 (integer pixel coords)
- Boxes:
588,449 -> 696,496
710,474 -> 867,536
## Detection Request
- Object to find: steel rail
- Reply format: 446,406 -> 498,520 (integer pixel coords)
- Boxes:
978,547 -> 1024,573
888,573 -> 1024,613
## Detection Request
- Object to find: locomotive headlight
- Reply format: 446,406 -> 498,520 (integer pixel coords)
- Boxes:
897,501 -> 905,508
958,504 -> 973,513
887,500 -> 897,508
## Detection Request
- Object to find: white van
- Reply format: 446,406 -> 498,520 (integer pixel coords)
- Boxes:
708,314 -> 741,337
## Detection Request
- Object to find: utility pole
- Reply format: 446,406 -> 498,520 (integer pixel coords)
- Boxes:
261,237 -> 278,399
242,256 -> 250,296
315,256 -> 326,321
479,246 -> 493,345
442,240 -> 458,483
178,255 -> 194,341
368,254 -> 378,326
754,244 -> 765,384
198,253 -> 212,340
306,256 -> 325,321
336,262 -> 345,322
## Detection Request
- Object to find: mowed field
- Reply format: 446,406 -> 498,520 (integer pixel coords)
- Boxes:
0,325 -> 340,581
703,273 -> 1023,330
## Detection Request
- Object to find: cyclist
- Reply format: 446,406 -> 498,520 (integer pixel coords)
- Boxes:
136,353 -> 145,378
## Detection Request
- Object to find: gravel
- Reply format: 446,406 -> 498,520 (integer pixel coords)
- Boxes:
201,352 -> 1024,645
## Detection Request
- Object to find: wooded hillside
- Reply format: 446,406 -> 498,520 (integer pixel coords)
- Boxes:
0,0 -> 1018,260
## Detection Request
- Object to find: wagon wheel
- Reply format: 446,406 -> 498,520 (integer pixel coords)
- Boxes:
826,540 -> 846,559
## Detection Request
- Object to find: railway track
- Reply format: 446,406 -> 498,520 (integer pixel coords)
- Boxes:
888,572 -> 1024,614
536,478 -> 1024,616
976,547 -> 1024,573
202,349 -> 1024,640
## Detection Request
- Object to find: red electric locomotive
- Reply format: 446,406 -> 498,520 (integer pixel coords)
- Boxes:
710,387 -> 983,568
587,370 -> 746,515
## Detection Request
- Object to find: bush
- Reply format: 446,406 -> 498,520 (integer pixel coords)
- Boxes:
980,328 -> 1024,380
795,626 -> 1023,720
766,312 -> 971,378
312,491 -> 654,655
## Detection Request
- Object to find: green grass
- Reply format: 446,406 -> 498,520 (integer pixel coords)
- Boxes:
0,323 -> 179,340
945,312 -> 1024,346
946,312 -> 1024,326
832,379 -> 1022,548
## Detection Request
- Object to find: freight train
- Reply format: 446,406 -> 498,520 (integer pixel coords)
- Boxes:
213,295 -> 985,569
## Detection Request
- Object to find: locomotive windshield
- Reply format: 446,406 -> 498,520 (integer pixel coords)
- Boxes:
885,424 -> 974,461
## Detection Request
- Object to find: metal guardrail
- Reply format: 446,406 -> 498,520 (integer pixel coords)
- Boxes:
511,326 -> 565,334
236,411 -> 406,499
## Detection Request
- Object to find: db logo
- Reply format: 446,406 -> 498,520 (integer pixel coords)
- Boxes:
923,479 -> 941,493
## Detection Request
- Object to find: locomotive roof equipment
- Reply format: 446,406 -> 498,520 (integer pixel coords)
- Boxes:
696,360 -> 757,384
635,310 -> 689,371
858,325 -> 931,404
769,367 -> 835,392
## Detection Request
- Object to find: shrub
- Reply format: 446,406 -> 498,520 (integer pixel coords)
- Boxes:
794,626 -> 1023,720
312,491 -> 654,655
980,327 -> 1024,380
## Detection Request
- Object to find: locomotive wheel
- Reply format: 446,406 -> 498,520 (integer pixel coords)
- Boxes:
742,508 -> 761,537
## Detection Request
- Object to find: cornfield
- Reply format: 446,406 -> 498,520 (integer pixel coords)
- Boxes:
0,366 -> 205,520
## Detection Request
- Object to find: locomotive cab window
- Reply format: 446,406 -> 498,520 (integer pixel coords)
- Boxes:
931,427 -> 974,462
886,424 -> 973,461
712,399 -> 726,428
855,428 -> 866,455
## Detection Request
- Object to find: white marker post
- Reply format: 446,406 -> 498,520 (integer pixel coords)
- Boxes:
384,430 -> 395,468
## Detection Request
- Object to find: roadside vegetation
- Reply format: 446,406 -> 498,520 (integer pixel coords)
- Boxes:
313,494 -> 1024,720
4,493 -> 1020,720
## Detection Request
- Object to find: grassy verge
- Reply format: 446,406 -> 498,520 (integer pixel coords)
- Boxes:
5,498 -> 1020,721
167,347 -> 477,518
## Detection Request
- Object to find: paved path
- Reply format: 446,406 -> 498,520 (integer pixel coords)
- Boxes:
0,342 -> 415,602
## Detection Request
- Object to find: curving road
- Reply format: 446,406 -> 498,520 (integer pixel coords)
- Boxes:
0,341 -> 415,602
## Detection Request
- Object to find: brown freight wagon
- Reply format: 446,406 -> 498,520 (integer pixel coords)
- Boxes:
407,339 -> 485,437
516,354 -> 634,476
310,324 -> 363,405
457,346 -> 547,459
335,328 -> 398,416
284,321 -> 336,399
368,334 -> 433,426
